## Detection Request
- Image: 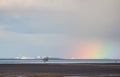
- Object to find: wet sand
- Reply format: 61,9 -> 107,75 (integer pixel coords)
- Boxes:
0,63 -> 120,76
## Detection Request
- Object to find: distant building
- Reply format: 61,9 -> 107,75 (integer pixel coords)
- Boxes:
43,57 -> 49,63
36,56 -> 42,59
16,56 -> 33,59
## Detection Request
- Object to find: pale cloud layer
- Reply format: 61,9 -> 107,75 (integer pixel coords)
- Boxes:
0,0 -> 79,15
0,25 -> 67,58
0,25 -> 66,46
0,0 -> 120,58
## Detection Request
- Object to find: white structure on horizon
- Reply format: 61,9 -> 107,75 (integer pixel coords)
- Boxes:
16,56 -> 34,59
36,56 -> 42,59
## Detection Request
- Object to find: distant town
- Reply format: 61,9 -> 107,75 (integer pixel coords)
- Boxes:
15,56 -> 64,60
0,56 -> 120,60
0,56 -> 66,60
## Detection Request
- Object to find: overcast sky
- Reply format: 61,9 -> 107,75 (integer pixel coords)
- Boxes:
0,0 -> 120,58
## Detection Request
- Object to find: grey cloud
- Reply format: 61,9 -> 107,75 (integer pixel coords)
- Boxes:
0,0 -> 120,58
0,0 -> 79,15
0,0 -> 120,40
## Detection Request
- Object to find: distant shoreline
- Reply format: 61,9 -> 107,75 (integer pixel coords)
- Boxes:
0,59 -> 120,64
0,58 -> 120,60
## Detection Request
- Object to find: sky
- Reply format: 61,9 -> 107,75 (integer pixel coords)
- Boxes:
0,0 -> 120,59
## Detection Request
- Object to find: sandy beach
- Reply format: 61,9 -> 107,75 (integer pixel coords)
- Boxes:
0,63 -> 120,77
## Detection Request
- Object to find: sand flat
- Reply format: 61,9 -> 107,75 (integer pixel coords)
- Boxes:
0,63 -> 120,76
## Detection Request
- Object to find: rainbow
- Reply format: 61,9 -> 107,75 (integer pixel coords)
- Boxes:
68,39 -> 119,59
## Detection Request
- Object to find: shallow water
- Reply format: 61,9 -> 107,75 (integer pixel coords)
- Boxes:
0,59 -> 120,64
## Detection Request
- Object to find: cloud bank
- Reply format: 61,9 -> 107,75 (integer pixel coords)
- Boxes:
0,0 -> 120,58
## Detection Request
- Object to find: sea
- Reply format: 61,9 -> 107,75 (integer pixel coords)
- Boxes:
0,59 -> 120,64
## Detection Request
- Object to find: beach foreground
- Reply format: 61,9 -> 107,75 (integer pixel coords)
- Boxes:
0,63 -> 120,77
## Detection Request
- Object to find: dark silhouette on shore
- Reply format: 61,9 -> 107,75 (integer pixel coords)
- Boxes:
43,57 -> 49,63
